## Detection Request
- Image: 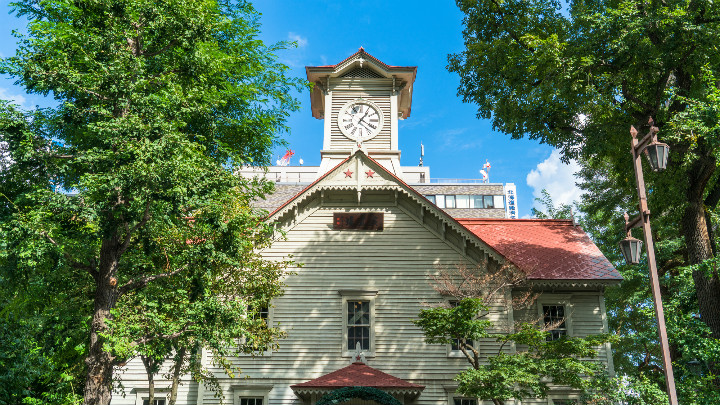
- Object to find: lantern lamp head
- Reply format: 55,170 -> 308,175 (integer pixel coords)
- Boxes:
646,141 -> 670,172
619,236 -> 644,265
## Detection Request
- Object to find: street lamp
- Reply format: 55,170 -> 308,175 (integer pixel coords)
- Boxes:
620,117 -> 678,405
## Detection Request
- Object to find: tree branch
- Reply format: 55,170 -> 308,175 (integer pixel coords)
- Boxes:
489,0 -> 536,54
131,323 -> 196,346
622,80 -> 654,111
118,200 -> 152,256
41,232 -> 98,277
143,39 -> 178,58
118,265 -> 187,295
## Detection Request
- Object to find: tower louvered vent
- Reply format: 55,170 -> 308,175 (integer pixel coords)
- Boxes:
341,68 -> 383,78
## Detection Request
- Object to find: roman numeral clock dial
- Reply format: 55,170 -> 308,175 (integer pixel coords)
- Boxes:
338,99 -> 384,142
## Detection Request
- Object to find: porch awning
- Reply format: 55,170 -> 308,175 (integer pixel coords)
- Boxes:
290,361 -> 424,398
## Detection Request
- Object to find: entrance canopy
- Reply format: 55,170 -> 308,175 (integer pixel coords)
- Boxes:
291,361 -> 424,399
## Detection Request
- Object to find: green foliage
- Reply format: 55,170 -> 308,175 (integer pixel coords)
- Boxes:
415,299 -> 615,404
450,1 -> 720,403
531,189 -> 575,220
456,325 -> 613,403
580,373 -> 668,405
0,313 -> 84,405
0,0 -> 305,403
315,387 -> 402,405
414,298 -> 491,346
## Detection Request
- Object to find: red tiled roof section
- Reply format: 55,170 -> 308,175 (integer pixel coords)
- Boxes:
457,218 -> 622,281
290,362 -> 424,389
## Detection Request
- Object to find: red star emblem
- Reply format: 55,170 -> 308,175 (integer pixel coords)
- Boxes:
344,169 -> 353,178
365,169 -> 375,178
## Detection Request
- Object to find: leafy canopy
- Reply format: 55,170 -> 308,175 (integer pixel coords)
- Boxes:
0,0 -> 305,404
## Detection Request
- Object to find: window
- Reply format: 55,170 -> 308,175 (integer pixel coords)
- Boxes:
232,386 -> 273,405
340,291 -> 377,356
135,391 -> 169,405
448,301 -> 470,353
453,398 -> 477,405
347,300 -> 370,350
247,304 -> 270,323
445,195 -> 456,208
543,305 -> 568,341
456,195 -> 470,208
427,194 -> 504,209
239,398 -> 263,405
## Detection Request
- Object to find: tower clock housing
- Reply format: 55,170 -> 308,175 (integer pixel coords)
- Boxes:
306,48 -> 417,175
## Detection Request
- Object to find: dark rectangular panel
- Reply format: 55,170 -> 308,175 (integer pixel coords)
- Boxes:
333,213 -> 384,231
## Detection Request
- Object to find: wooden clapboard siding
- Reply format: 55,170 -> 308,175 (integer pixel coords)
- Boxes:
328,78 -> 393,151
114,188 -> 612,405
200,197 -> 505,405
512,291 -> 612,363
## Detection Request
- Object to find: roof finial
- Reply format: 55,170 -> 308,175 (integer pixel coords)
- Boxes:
352,342 -> 366,364
359,46 -> 364,52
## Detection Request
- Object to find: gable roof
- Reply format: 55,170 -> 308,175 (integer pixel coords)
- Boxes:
266,150 -> 504,265
306,48 -> 416,119
290,362 -> 424,391
457,218 -> 621,282
263,152 -> 620,284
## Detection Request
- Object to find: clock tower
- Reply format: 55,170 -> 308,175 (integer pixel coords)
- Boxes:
306,48 -> 417,176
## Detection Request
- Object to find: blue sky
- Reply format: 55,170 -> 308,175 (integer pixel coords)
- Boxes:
0,1 -> 583,217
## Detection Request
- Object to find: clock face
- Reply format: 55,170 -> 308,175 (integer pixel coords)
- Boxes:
338,100 -> 384,141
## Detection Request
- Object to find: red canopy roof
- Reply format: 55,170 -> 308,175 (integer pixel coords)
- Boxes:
458,218 -> 621,282
290,362 -> 424,390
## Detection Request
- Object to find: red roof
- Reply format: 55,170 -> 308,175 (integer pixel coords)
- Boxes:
457,219 -> 621,281
290,362 -> 424,390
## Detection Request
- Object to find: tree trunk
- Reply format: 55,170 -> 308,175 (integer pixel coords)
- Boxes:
142,356 -> 156,405
83,239 -> 121,405
682,154 -> 720,339
169,347 -> 187,405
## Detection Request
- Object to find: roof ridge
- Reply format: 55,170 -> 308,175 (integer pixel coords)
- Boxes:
457,218 -> 576,225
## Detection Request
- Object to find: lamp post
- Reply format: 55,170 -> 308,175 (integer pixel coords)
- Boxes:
619,118 -> 678,405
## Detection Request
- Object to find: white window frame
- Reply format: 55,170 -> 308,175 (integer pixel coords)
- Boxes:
456,195 -> 470,209
231,385 -> 273,405
239,301 -> 274,356
447,299 -> 473,358
339,290 -> 377,357
547,395 -> 579,405
133,388 -> 169,405
451,398 -> 478,405
537,298 -> 573,340
446,392 -> 482,405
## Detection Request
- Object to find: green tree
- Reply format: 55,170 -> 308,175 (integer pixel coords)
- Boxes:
414,298 -> 613,405
449,0 -> 720,401
531,189 -> 575,220
0,1 -> 304,405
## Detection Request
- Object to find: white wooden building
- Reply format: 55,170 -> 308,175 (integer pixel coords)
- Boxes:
114,49 -> 621,405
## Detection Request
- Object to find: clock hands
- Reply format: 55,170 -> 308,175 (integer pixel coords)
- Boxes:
340,100 -> 382,141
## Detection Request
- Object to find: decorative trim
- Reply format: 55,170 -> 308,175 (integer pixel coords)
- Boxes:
338,289 -> 379,296
316,387 -> 402,405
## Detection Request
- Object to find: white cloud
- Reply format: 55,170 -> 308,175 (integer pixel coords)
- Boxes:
288,32 -> 308,48
526,149 -> 583,211
0,87 -> 28,109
